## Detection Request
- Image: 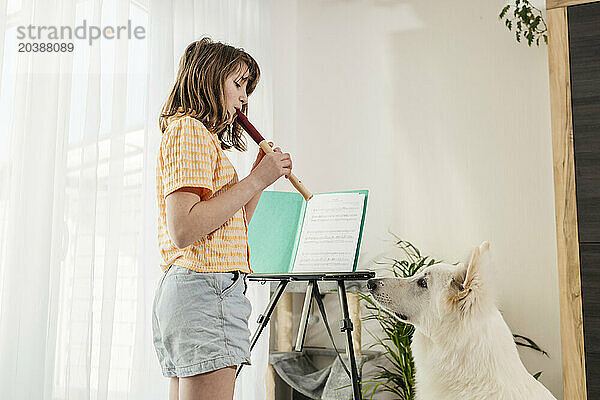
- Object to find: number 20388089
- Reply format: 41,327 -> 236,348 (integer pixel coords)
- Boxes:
18,42 -> 74,52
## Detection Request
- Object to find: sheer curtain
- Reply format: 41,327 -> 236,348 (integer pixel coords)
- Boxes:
0,0 -> 273,399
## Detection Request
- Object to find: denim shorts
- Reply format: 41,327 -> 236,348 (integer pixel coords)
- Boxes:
152,265 -> 253,378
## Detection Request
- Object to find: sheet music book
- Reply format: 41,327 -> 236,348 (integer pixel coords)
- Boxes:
247,190 -> 368,273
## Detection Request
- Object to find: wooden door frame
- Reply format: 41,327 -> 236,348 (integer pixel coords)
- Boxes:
547,0 -> 600,9
546,1 -> 600,398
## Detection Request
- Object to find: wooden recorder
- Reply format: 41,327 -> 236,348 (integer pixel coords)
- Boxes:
235,108 -> 313,201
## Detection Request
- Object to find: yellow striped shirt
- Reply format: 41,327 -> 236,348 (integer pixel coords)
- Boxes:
156,115 -> 252,274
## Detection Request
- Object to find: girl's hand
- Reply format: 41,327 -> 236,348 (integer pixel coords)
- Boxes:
250,146 -> 293,190
251,141 -> 273,171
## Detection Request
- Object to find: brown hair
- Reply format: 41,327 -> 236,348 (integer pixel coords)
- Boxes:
159,37 -> 260,151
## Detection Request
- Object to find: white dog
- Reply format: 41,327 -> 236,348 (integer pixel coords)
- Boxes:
366,242 -> 556,400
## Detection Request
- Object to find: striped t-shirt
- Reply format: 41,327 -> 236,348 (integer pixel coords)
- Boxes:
156,115 -> 253,274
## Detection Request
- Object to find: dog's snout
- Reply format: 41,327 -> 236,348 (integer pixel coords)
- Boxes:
367,279 -> 378,291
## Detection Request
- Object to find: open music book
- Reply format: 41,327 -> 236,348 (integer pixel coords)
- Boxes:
247,190 -> 368,273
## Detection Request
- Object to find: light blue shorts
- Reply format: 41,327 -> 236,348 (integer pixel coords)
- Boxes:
152,265 -> 253,378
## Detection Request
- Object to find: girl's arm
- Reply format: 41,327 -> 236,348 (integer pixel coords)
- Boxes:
243,143 -> 273,223
244,191 -> 262,223
166,148 -> 290,249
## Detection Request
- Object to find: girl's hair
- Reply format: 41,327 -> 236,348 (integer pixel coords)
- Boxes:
159,37 -> 260,151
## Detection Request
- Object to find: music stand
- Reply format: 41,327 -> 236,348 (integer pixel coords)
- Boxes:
236,271 -> 375,400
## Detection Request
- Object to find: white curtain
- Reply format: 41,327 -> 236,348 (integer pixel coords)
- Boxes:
0,0 -> 273,399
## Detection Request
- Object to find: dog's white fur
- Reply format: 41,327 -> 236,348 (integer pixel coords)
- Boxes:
368,242 -> 556,400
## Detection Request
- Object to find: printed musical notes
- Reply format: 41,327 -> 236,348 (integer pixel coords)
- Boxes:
292,192 -> 366,273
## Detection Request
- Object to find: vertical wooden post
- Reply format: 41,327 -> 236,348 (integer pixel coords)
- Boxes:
277,292 -> 294,352
266,291 -> 293,400
547,4 -> 587,399
265,364 -> 276,400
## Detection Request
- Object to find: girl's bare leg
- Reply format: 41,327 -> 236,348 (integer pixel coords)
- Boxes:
179,366 -> 237,400
170,377 -> 179,400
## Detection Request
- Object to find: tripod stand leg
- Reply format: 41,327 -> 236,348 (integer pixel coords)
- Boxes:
294,280 -> 314,352
236,280 -> 288,379
337,280 -> 362,400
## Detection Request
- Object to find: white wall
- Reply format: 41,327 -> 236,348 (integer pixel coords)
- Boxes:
270,0 -> 562,398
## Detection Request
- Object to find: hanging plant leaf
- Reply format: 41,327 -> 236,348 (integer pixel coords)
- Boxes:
499,0 -> 547,47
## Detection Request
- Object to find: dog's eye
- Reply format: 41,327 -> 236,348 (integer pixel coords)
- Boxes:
417,277 -> 427,288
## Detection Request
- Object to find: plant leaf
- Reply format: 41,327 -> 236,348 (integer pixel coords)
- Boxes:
514,334 -> 549,357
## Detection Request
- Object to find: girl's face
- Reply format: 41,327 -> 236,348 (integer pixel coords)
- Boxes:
223,63 -> 250,124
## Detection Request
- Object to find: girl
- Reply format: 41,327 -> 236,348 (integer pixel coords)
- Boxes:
152,37 -> 292,400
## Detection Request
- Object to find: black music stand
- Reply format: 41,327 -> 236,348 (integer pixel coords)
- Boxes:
236,271 -> 375,400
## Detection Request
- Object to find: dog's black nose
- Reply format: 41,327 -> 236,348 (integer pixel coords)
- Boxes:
366,279 -> 377,291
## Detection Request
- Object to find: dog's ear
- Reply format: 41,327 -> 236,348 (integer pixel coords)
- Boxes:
464,246 -> 481,289
454,241 -> 491,301
450,262 -> 466,294
479,241 -> 490,255
457,243 -> 483,299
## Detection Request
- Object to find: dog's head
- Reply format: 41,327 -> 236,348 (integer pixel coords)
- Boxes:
366,241 -> 493,335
